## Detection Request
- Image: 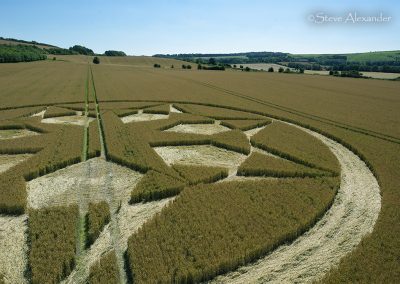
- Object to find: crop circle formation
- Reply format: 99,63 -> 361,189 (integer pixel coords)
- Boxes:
0,100 -> 380,284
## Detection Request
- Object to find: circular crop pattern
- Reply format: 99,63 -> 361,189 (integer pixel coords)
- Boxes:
0,102 -> 380,284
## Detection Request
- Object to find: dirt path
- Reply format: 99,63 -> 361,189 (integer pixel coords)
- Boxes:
211,123 -> 381,283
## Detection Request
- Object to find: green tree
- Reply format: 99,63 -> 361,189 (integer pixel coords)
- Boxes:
93,57 -> 100,64
208,57 -> 216,65
268,67 -> 274,72
278,67 -> 284,73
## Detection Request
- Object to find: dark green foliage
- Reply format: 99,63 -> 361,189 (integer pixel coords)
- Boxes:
338,70 -> 364,78
237,152 -> 331,178
93,57 -> 100,64
0,44 -> 46,63
154,63 -> 161,68
46,48 -> 78,55
130,170 -> 186,203
69,45 -> 94,55
268,67 -> 274,72
89,250 -> 120,284
86,201 -> 111,247
29,205 -> 79,284
104,50 -> 126,56
201,65 -> 225,70
173,164 -> 228,185
127,178 -> 339,283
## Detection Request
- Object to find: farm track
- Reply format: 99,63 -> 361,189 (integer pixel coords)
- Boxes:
211,122 -> 381,283
88,66 -> 126,283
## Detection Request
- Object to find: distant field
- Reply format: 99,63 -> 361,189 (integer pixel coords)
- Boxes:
361,71 -> 400,79
347,50 -> 400,62
233,63 -> 294,71
304,70 -> 400,79
292,50 -> 400,63
0,39 -> 56,49
50,55 -> 196,69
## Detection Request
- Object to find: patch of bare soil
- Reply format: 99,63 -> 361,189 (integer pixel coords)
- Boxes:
41,116 -> 94,126
0,215 -> 28,284
0,154 -> 33,173
154,145 -> 247,176
121,112 -> 169,123
27,158 -> 143,211
212,123 -> 381,283
165,123 -> 230,135
0,129 -> 39,140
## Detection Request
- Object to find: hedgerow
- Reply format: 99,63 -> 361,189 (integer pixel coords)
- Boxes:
86,201 -> 111,247
28,205 -> 79,284
130,170 -> 186,203
88,250 -> 120,284
127,177 -> 339,283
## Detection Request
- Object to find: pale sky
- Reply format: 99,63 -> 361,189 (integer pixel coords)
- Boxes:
1,0 -> 399,55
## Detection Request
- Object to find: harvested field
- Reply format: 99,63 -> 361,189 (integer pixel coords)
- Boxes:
153,145 -> 247,175
41,115 -> 95,126
164,123 -> 230,135
0,154 -> 32,173
27,158 -> 143,211
121,112 -> 169,123
0,129 -> 39,140
0,215 -> 28,284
